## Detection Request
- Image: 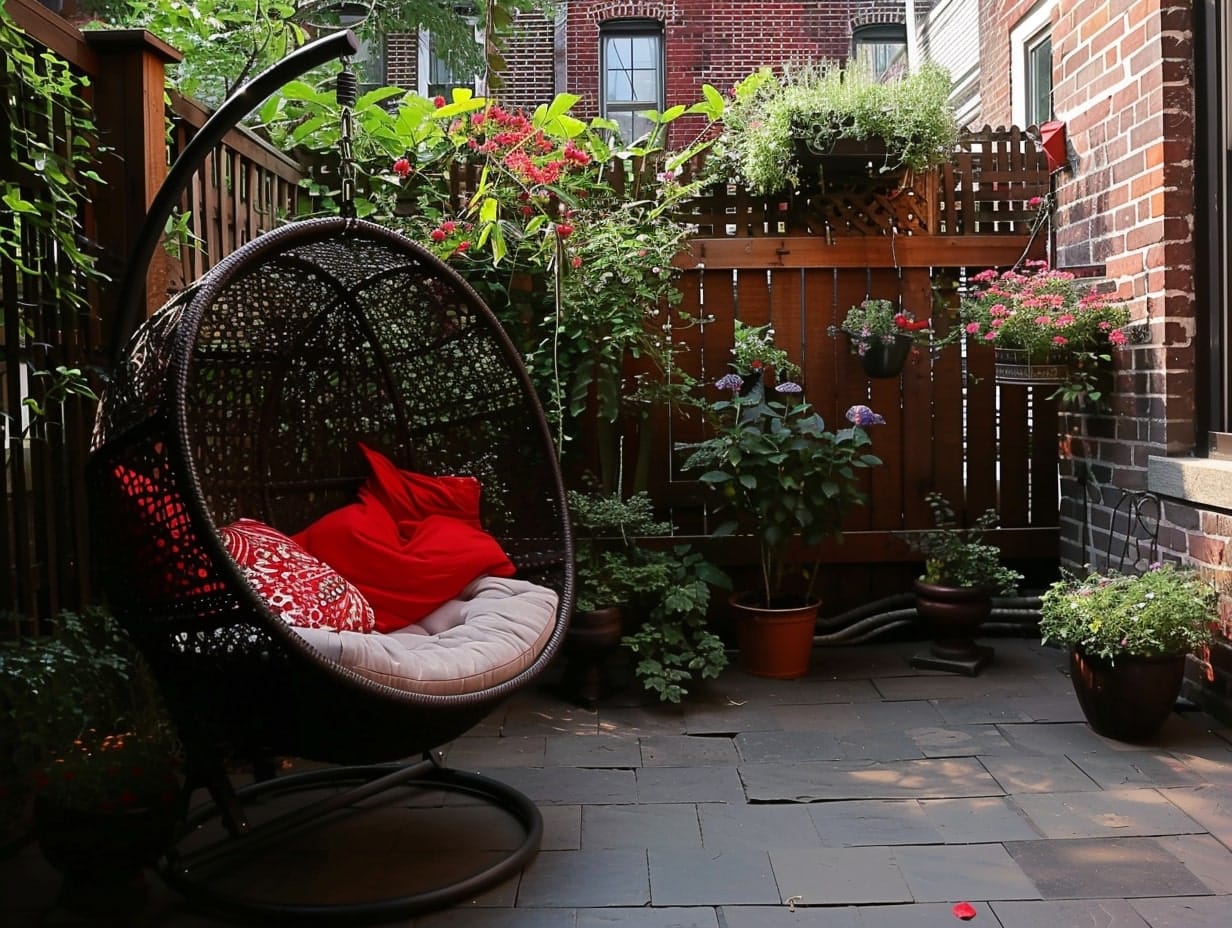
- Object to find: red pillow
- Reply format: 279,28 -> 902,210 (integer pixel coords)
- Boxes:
220,518 -> 375,633
293,445 -> 516,633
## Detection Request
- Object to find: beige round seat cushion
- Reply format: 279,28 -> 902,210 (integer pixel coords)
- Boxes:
292,575 -> 559,696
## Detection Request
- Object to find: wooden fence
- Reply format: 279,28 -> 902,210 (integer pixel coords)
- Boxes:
3,0 -> 1058,622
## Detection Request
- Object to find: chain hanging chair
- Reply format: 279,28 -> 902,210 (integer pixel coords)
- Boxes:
86,30 -> 573,922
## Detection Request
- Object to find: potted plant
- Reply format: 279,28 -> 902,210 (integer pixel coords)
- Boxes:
678,322 -> 885,678
831,298 -> 934,378
1039,562 -> 1216,742
0,609 -> 181,910
960,260 -> 1131,402
716,61 -> 960,195
903,493 -> 1024,675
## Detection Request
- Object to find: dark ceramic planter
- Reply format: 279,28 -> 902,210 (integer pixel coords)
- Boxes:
729,593 -> 819,679
855,334 -> 914,378
911,580 -> 994,675
1069,646 -> 1187,742
560,606 -> 626,707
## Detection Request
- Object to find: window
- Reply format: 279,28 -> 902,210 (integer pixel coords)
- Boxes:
851,23 -> 907,79
601,22 -> 663,143
427,35 -> 473,99
1010,3 -> 1055,128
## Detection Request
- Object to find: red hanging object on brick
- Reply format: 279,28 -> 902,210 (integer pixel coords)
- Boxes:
1039,120 -> 1068,173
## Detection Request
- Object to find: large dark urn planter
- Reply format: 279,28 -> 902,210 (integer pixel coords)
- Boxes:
911,580 -> 994,675
1069,646 -> 1187,742
560,606 -> 626,707
730,593 -> 819,679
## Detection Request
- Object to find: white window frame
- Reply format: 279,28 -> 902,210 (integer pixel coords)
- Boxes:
417,24 -> 486,99
600,21 -> 664,144
1011,1 -> 1055,128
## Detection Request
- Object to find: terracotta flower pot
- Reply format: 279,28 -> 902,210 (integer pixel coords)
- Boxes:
1069,645 -> 1187,742
729,593 -> 819,679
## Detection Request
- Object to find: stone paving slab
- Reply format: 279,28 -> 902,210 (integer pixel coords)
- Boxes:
990,898 -> 1149,927
597,706 -> 687,736
771,699 -> 946,733
718,904 -> 861,927
1005,837 -> 1213,899
767,846 -> 912,904
682,701 -> 782,735
978,754 -> 1101,794
734,729 -> 845,763
995,721 -> 1136,755
575,906 -> 720,928
1161,785 -> 1232,844
639,734 -> 740,766
891,843 -> 1040,902
471,766 -> 637,805
544,733 -> 642,768
500,700 -> 601,737
872,669 -> 1058,701
541,804 -> 582,850
697,802 -> 825,850
1013,788 -> 1207,838
517,849 -> 651,907
809,798 -> 942,847
1067,750 -> 1212,789
648,848 -> 780,905
1129,896 -> 1232,928
908,723 -> 1018,757
931,695 -> 1082,725
849,901 -> 1005,926
444,734 -> 546,768
917,796 -> 1041,842
636,766 -> 747,804
740,757 -> 1003,801
413,908 -> 579,927
1154,834 -> 1232,894
833,730 -> 927,761
581,802 -> 701,849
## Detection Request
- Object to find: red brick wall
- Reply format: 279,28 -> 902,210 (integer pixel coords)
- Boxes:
976,0 -> 1041,127
561,0 -> 913,144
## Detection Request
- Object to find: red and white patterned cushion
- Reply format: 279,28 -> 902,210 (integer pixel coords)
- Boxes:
220,518 -> 375,633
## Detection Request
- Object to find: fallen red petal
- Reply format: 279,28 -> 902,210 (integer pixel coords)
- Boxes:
952,901 -> 977,920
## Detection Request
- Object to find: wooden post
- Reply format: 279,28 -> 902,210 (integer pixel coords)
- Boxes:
83,29 -> 181,331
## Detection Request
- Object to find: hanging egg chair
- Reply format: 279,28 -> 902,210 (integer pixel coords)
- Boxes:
86,30 -> 573,922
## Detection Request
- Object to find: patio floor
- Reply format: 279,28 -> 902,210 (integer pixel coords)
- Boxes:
5,636 -> 1232,927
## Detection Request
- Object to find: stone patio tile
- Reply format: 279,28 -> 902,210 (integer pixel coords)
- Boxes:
1167,745 -> 1232,785
917,797 -> 1042,842
718,905 -> 861,928
500,700 -> 600,736
734,730 -> 845,763
1160,785 -> 1232,844
931,696 -> 1080,726
544,732 -> 642,768
771,700 -> 945,733
740,757 -> 1003,802
768,846 -> 912,905
470,766 -> 637,805
640,734 -> 740,766
1014,788 -> 1206,838
809,799 -> 941,847
576,906 -> 720,928
852,901 -> 1004,926
995,722 -> 1129,755
413,907 -> 578,927
874,670 -> 1037,701
516,849 -> 651,907
648,847 -> 780,905
1067,751 -> 1208,789
581,803 -> 701,849
892,844 -> 1040,902
990,898 -> 1149,927
598,705 -> 687,737
541,804 -> 582,850
908,724 -> 1017,757
835,730 -> 926,761
388,804 -> 535,850
1130,896 -> 1232,928
698,802 -> 823,850
978,755 -> 1101,794
636,766 -> 747,804
1004,837 -> 1213,899
1154,834 -> 1232,894
682,701 -> 782,736
444,735 -> 547,768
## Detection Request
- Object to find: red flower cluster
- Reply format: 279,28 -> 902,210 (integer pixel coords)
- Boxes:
447,104 -> 593,188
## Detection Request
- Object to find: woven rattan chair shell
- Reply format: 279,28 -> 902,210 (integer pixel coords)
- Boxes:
88,217 -> 574,770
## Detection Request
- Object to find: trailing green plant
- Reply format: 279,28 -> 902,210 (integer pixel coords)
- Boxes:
1039,562 -> 1216,663
0,609 -> 178,824
568,488 -> 672,613
678,322 -> 884,607
716,61 -> 959,195
622,546 -> 730,703
904,492 -> 1023,593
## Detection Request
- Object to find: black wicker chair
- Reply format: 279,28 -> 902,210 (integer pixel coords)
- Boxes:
85,32 -> 573,923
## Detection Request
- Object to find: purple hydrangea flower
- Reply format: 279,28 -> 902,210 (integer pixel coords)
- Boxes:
845,404 -> 885,427
715,373 -> 744,392
774,381 -> 803,394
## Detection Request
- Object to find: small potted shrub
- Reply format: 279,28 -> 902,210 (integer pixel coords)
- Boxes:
678,322 -> 885,678
1040,562 -> 1216,741
831,298 -> 934,378
904,492 -> 1023,675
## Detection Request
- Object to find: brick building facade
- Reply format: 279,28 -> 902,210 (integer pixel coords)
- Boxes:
976,1 -> 1231,717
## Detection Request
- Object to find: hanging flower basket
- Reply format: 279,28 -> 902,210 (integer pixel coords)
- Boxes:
854,334 -> 914,378
992,348 -> 1071,386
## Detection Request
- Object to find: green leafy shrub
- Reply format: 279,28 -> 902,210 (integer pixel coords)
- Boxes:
905,493 -> 1023,593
